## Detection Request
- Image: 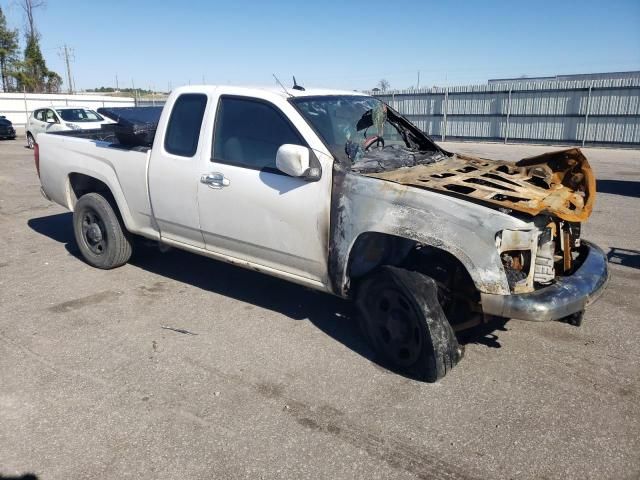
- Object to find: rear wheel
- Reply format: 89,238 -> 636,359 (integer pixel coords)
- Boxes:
73,192 -> 132,269
356,266 -> 463,382
26,132 -> 35,149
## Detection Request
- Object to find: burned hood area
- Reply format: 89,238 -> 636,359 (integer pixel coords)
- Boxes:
362,147 -> 595,222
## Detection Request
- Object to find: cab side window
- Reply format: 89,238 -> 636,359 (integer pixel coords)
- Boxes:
34,110 -> 44,121
212,97 -> 305,171
46,110 -> 57,122
164,93 -> 208,157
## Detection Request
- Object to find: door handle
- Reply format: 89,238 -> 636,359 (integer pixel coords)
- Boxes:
200,172 -> 230,189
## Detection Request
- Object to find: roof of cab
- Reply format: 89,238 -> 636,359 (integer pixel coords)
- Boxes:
171,84 -> 368,100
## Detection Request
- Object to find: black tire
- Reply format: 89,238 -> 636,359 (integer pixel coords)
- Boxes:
26,132 -> 35,149
73,192 -> 132,269
356,266 -> 463,382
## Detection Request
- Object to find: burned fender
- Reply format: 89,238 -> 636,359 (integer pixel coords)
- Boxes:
328,165 -> 535,298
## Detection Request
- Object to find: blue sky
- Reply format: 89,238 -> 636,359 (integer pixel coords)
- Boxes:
2,0 -> 639,91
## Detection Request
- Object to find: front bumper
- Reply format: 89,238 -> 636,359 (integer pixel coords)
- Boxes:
480,241 -> 609,321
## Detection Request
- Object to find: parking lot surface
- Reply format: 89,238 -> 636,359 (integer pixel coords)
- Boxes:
1,135 -> 639,479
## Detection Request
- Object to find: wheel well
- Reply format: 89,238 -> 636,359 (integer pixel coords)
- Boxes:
347,232 -> 415,281
347,232 -> 481,328
68,173 -> 112,207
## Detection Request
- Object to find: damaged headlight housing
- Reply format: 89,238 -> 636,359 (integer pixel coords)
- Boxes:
533,227 -> 555,285
496,230 -> 537,293
500,250 -> 532,291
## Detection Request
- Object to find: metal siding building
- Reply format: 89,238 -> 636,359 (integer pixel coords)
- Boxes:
372,77 -> 640,147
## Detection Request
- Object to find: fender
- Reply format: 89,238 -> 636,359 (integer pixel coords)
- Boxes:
65,167 -> 133,230
328,166 -> 536,298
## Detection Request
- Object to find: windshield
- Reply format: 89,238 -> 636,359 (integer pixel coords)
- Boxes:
56,109 -> 104,122
292,95 -> 438,164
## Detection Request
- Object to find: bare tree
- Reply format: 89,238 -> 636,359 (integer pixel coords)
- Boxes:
19,0 -> 46,40
377,79 -> 390,92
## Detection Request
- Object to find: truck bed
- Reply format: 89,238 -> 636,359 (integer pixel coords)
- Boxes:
50,128 -> 152,152
38,129 -> 157,240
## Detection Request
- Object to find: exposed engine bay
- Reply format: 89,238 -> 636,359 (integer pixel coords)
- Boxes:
365,148 -> 595,222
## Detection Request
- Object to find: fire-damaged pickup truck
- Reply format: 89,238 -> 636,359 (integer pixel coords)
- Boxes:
35,85 -> 609,381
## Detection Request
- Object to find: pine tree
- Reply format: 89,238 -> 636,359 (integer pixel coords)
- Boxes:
0,7 -> 19,92
22,33 -> 47,91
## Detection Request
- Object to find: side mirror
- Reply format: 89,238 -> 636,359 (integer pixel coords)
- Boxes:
46,118 -> 56,124
276,144 -> 321,181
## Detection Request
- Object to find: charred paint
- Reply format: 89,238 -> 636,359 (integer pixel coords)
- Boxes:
364,148 -> 595,223
326,159 -> 532,298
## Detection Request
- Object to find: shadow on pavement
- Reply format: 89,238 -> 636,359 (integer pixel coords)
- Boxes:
0,475 -> 39,480
28,212 -> 509,379
458,317 -> 508,349
596,179 -> 640,198
607,247 -> 640,270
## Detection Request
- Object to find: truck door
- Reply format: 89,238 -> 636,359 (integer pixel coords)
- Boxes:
197,95 -> 331,283
148,93 -> 209,247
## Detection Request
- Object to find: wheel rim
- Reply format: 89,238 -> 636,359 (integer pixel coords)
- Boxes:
27,135 -> 34,147
366,285 -> 423,367
81,209 -> 107,255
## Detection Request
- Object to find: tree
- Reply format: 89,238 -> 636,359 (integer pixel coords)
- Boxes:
13,0 -> 62,93
0,7 -> 19,92
19,0 -> 46,40
377,79 -> 390,92
44,69 -> 61,93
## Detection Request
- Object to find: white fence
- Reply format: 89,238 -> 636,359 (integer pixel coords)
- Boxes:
0,93 -> 135,127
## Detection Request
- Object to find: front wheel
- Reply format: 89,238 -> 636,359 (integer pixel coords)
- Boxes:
73,192 -> 132,269
356,266 -> 464,382
26,132 -> 35,149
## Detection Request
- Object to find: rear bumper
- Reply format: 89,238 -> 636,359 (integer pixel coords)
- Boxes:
480,241 -> 609,321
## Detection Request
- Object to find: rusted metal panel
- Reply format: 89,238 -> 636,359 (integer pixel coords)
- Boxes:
364,148 -> 595,223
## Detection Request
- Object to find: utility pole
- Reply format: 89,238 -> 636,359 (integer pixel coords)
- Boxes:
59,44 -> 75,94
417,70 -> 420,89
63,45 -> 74,94
132,79 -> 138,106
115,74 -> 119,91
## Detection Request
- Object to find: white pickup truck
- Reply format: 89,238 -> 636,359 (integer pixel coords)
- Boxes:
35,85 -> 609,381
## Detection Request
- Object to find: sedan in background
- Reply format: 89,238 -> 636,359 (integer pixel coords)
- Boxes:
26,107 -> 113,148
0,115 -> 16,140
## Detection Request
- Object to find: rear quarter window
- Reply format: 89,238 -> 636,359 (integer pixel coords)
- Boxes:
164,94 -> 208,157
